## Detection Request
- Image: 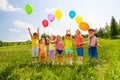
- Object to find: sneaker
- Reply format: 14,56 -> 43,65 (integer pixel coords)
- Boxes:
32,61 -> 34,65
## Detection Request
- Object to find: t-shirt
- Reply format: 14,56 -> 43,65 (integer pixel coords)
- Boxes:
49,43 -> 56,50
56,41 -> 64,50
88,36 -> 97,47
31,37 -> 39,47
64,39 -> 72,49
40,44 -> 46,53
74,36 -> 83,48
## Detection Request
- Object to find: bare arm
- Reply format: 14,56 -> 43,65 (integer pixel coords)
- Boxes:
69,30 -> 72,39
65,30 -> 68,40
37,27 -> 40,39
28,28 -> 33,38
88,29 -> 97,38
97,43 -> 102,48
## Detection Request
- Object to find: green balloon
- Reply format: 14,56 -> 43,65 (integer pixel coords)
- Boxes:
25,4 -> 33,15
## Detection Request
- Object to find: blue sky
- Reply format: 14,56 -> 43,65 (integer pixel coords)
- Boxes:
0,0 -> 120,42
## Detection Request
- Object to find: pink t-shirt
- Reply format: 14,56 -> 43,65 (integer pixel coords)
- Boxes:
74,36 -> 83,48
56,41 -> 64,50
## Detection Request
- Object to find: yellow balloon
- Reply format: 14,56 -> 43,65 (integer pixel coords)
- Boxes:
75,16 -> 83,24
55,10 -> 62,20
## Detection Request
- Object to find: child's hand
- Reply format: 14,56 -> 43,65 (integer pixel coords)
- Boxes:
37,27 -> 39,31
28,27 -> 30,31
66,30 -> 69,33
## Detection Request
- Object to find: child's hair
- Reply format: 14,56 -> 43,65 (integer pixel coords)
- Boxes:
33,32 -> 37,36
40,38 -> 47,44
88,29 -> 95,32
66,34 -> 70,37
51,35 -> 56,40
57,35 -> 62,40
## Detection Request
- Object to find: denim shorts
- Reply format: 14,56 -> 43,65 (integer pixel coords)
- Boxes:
76,48 -> 84,56
88,47 -> 98,59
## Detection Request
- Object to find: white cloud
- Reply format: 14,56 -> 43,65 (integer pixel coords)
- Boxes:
0,0 -> 24,13
13,20 -> 36,32
8,28 -> 21,32
45,8 -> 57,13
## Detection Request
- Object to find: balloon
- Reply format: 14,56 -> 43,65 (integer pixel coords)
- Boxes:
55,10 -> 62,20
42,20 -> 49,28
69,10 -> 76,19
79,22 -> 89,31
47,14 -> 55,22
25,4 -> 33,15
75,16 -> 83,24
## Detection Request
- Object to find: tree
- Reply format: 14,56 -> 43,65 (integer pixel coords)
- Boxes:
0,40 -> 2,47
110,16 -> 118,39
96,28 -> 104,37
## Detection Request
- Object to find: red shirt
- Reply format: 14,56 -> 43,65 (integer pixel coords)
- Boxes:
74,36 -> 83,48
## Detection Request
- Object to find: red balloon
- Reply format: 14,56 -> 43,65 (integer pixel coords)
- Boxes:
42,19 -> 49,28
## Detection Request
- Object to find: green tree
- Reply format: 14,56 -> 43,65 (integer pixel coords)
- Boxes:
110,16 -> 118,39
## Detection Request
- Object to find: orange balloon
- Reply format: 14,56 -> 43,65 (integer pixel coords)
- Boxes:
79,22 -> 89,31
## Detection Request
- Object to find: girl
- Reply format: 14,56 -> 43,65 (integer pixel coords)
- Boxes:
64,30 -> 73,65
56,35 -> 64,65
28,27 -> 39,65
46,35 -> 56,65
39,38 -> 46,64
74,29 -> 84,65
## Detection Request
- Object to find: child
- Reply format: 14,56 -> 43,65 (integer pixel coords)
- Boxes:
28,27 -> 39,65
46,35 -> 56,65
56,35 -> 64,65
64,30 -> 73,65
39,38 -> 46,64
74,29 -> 84,64
88,29 -> 102,64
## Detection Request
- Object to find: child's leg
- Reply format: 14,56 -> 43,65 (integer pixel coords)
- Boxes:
66,54 -> 69,64
58,54 -> 61,64
60,54 -> 62,64
69,54 -> 73,64
32,57 -> 34,63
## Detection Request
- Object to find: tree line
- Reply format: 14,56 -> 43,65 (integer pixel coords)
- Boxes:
96,16 -> 120,39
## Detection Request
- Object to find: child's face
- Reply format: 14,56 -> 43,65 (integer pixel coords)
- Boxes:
57,36 -> 61,41
33,34 -> 38,38
88,30 -> 93,35
50,35 -> 54,40
76,30 -> 81,36
66,36 -> 71,40
41,38 -> 45,44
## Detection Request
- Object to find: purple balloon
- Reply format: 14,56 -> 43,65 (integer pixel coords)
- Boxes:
47,14 -> 55,22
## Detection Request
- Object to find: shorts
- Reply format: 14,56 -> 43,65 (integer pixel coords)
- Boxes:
76,48 -> 84,56
57,50 -> 63,54
49,50 -> 55,59
40,52 -> 46,58
88,47 -> 98,59
65,48 -> 73,54
32,47 -> 39,57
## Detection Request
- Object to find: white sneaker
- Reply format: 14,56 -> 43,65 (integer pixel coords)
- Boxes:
70,61 -> 73,65
32,61 -> 34,65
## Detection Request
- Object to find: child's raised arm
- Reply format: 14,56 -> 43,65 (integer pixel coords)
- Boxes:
28,27 -> 33,38
65,30 -> 68,40
88,29 -> 97,38
37,27 -> 40,39
69,30 -> 72,39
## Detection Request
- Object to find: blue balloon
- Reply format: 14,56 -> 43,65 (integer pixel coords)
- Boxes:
69,10 -> 76,19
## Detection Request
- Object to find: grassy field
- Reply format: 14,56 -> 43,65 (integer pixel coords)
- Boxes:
0,39 -> 120,80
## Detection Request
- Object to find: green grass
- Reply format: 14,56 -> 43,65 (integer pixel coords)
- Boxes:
0,39 -> 120,80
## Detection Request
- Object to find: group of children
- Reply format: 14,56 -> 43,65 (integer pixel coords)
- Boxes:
28,27 -> 102,65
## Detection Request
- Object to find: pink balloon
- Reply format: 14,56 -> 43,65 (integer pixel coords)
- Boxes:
47,14 -> 55,22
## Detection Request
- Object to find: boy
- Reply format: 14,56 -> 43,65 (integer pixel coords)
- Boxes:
88,29 -> 102,64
